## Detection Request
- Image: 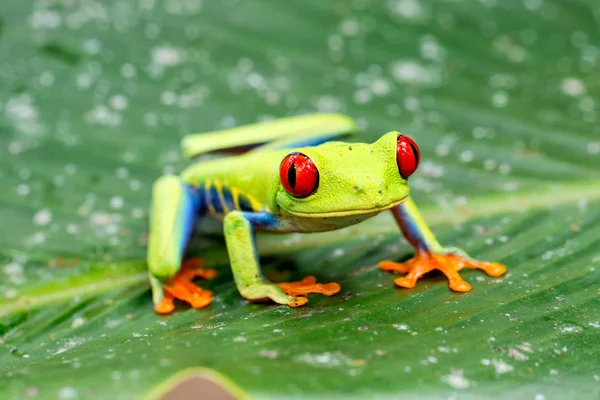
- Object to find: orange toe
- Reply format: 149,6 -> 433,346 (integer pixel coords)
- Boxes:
188,290 -> 213,309
381,251 -> 506,292
276,276 -> 341,297
155,294 -> 175,314
288,296 -> 309,307
180,258 -> 218,281
154,258 -> 216,314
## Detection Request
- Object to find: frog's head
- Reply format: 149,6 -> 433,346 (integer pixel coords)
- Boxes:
274,131 -> 420,217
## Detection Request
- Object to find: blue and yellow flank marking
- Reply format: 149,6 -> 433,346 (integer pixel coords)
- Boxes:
202,179 -> 262,217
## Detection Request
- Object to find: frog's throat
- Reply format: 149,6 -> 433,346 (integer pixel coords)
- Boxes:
280,196 -> 408,218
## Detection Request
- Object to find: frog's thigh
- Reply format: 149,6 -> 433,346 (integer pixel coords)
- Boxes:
147,175 -> 202,281
223,211 -> 292,303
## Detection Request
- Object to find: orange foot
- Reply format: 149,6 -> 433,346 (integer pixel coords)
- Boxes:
379,251 -> 506,292
276,276 -> 341,307
154,259 -> 218,314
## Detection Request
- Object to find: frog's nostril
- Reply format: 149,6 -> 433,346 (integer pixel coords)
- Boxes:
377,180 -> 387,194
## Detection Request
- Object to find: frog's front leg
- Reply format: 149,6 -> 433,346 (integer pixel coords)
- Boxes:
147,176 -> 217,314
223,211 -> 340,306
380,198 -> 506,291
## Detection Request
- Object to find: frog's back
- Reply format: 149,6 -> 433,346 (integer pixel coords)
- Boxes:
180,150 -> 285,217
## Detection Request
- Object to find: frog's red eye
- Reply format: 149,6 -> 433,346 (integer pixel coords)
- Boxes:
279,152 -> 319,198
396,135 -> 420,179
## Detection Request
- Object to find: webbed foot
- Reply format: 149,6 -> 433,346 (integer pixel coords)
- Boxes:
379,250 -> 506,292
154,259 -> 218,314
276,276 -> 341,306
242,276 -> 340,308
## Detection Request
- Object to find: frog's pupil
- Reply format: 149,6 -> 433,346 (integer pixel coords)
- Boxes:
288,163 -> 296,189
409,142 -> 419,166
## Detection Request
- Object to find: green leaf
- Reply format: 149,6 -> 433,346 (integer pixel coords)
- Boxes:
1,1 -> 600,399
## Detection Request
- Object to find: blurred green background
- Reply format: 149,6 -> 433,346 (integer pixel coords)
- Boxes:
1,0 -> 599,399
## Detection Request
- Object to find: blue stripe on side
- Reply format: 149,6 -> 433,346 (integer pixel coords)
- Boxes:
275,134 -> 349,150
203,183 -> 224,214
221,186 -> 236,212
243,211 -> 280,230
178,183 -> 202,256
237,193 -> 256,212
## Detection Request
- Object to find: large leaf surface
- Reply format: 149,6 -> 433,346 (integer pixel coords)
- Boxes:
1,0 -> 600,399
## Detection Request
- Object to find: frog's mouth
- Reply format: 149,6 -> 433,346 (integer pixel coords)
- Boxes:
280,196 -> 408,218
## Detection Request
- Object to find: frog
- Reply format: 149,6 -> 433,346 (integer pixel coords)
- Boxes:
147,113 -> 506,314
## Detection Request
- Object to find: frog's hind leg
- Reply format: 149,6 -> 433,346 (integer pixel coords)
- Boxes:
147,176 -> 217,314
181,113 -> 356,159
379,198 -> 506,292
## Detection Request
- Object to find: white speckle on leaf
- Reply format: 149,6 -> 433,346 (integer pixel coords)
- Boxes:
559,324 -> 582,333
131,208 -> 144,219
419,161 -> 444,178
353,89 -> 372,105
76,73 -> 93,89
391,61 -> 439,86
53,337 -> 87,355
389,0 -> 423,19
110,196 -> 124,210
507,347 -> 529,361
315,95 -> 341,113
492,91 -> 509,108
420,35 -> 444,61
370,78 -> 391,97
460,150 -> 474,163
259,350 -> 279,359
340,18 -> 360,36
517,342 -> 534,353
111,371 -> 122,380
587,142 -> 599,154
588,322 -> 600,328
17,183 -> 31,197
57,387 -> 78,400
491,359 -> 514,374
294,352 -> 352,368
393,323 -> 409,331
233,336 -> 247,343
561,77 -> 586,96
327,33 -> 344,53
524,0 -> 543,11
499,164 -> 512,175
442,370 -> 470,389
83,38 -> 102,55
39,71 -> 55,87
121,63 -> 137,78
85,105 -> 121,127
4,262 -> 24,276
30,10 -> 62,29
332,248 -> 345,257
161,91 -> 178,105
109,95 -> 128,110
152,46 -> 183,67
33,209 -> 52,226
5,94 -> 41,134
71,317 -> 86,329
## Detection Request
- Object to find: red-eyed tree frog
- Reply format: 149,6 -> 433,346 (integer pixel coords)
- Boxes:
147,114 -> 506,314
